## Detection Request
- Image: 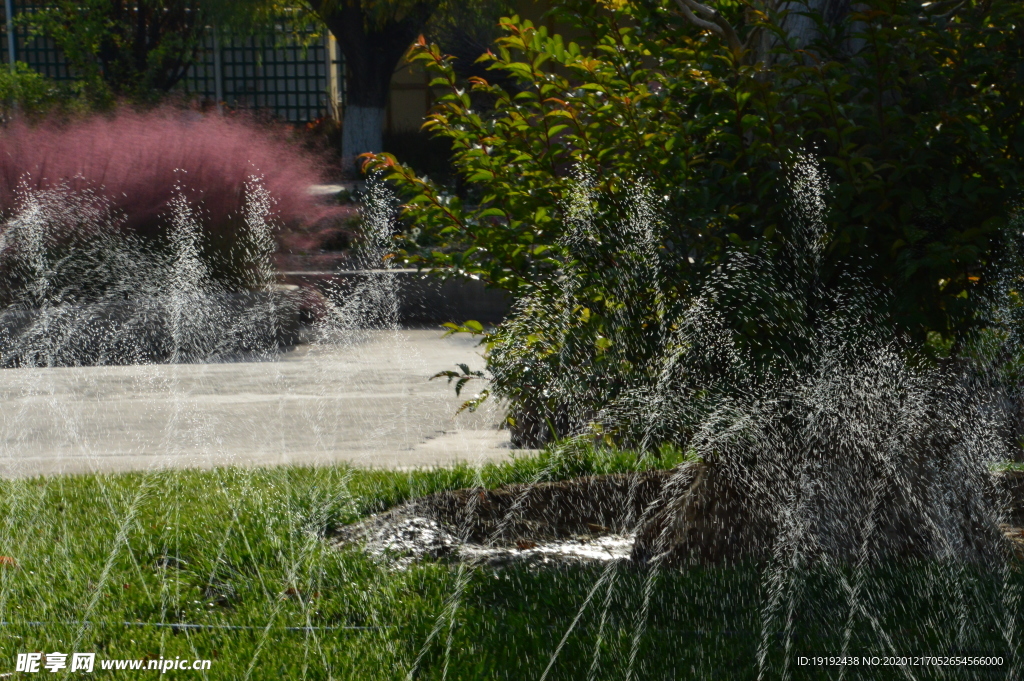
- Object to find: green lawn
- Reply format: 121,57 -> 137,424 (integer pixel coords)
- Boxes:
0,447 -> 1018,679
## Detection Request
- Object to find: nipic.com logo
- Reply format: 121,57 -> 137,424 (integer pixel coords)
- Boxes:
16,653 -> 94,673
15,652 -> 212,673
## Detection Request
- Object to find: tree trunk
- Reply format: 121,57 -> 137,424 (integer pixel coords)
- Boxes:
341,105 -> 386,172
778,0 -> 848,48
755,0 -> 860,64
308,1 -> 438,175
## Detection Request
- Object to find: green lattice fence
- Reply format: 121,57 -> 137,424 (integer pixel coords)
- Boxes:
0,3 -> 342,123
184,24 -> 342,123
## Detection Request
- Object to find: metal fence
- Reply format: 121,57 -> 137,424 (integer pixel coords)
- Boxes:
0,1 -> 343,123
183,23 -> 343,123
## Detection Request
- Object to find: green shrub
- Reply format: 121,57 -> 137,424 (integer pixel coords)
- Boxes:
369,0 -> 1023,339
0,62 -> 64,119
367,0 -> 1024,444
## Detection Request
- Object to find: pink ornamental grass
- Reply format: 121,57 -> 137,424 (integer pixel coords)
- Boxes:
0,110 -> 334,237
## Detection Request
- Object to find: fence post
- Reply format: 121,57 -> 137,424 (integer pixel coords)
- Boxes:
325,32 -> 339,122
4,0 -> 16,73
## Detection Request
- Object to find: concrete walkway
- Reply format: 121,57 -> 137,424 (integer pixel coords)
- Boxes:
0,330 -> 513,478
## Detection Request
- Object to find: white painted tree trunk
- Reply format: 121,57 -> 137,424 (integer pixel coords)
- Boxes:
342,105 -> 386,175
756,0 -> 862,63
776,0 -> 823,49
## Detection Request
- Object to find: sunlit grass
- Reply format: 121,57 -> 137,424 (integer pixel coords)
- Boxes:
0,447 -> 1016,680
0,447 -> 695,679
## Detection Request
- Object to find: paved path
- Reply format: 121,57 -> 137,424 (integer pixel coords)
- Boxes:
0,330 -> 513,478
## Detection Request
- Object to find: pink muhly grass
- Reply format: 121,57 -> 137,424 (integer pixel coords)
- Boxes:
0,109 -> 336,238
